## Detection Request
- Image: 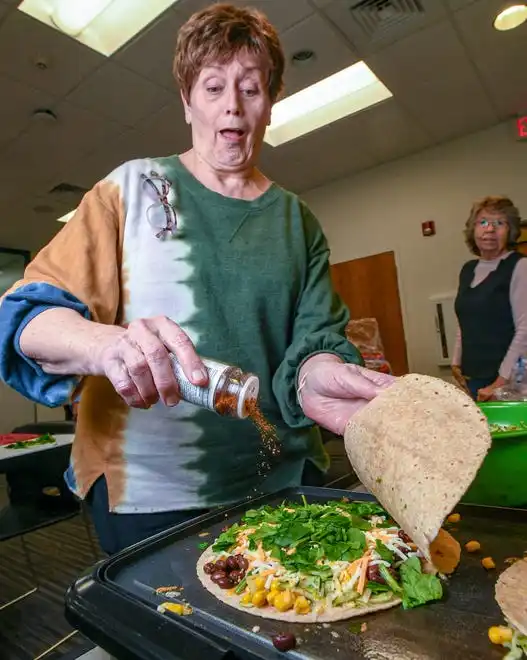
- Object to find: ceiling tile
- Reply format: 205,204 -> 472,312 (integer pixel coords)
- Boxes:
0,10 -> 105,97
66,61 -> 175,128
135,101 -> 188,150
0,101 -> 123,192
260,111 -> 381,192
367,19 -> 499,140
0,196 -> 61,252
175,0 -> 314,32
280,12 -> 358,96
0,74 -> 57,148
116,9 -> 184,92
322,0 -> 447,56
452,0 -> 527,116
443,0 -> 480,9
357,100 -> 432,161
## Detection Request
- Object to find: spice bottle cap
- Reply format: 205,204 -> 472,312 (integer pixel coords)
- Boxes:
237,375 -> 260,418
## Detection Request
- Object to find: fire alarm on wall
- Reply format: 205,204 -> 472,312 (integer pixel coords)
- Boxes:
422,220 -> 436,237
517,115 -> 527,140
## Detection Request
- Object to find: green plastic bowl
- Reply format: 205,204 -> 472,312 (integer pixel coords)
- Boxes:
462,401 -> 527,508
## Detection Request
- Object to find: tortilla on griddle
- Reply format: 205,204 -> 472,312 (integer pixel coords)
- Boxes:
344,374 -> 491,567
496,559 -> 527,636
196,546 -> 401,623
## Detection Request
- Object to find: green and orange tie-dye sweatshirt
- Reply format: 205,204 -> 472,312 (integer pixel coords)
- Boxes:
0,156 -> 361,513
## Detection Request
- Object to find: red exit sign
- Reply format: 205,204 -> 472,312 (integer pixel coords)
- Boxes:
517,116 -> 527,140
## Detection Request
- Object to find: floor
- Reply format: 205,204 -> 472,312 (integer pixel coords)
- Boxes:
0,474 -> 104,660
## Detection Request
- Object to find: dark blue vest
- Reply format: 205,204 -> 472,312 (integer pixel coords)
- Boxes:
455,252 -> 523,379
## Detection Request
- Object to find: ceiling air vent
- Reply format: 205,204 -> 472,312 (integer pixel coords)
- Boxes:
48,182 -> 88,195
348,0 -> 424,39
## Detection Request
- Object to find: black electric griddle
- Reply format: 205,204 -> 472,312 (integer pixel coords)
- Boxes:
65,487 -> 527,660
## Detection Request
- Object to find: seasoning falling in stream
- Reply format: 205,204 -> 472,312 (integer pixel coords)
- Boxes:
215,393 -> 281,475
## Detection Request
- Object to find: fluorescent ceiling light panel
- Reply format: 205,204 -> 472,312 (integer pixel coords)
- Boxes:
264,61 -> 392,147
57,210 -> 76,223
17,0 -> 179,56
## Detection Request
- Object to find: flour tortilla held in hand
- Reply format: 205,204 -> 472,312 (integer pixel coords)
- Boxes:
496,559 -> 527,636
196,547 -> 402,623
344,374 -> 491,567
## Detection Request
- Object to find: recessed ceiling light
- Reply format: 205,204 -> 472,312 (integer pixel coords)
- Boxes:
493,4 -> 527,31
17,0 -> 180,56
291,49 -> 315,64
264,61 -> 392,147
57,210 -> 76,223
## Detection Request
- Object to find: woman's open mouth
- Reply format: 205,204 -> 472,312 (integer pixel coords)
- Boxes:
219,128 -> 245,142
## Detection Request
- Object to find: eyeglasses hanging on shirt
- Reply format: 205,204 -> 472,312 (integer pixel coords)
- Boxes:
141,171 -> 178,240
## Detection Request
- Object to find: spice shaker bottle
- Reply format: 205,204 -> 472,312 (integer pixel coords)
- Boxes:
169,355 -> 259,419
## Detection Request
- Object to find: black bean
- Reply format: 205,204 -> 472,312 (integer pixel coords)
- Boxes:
215,559 -> 227,571
366,564 -> 383,583
229,570 -> 243,585
210,570 -> 227,584
398,530 -> 412,544
226,556 -> 239,572
272,633 -> 297,652
203,562 -> 216,575
216,577 -> 234,589
235,555 -> 249,571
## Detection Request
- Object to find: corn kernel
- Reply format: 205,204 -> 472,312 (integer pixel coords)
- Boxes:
157,602 -> 192,616
254,576 -> 266,590
241,591 -> 253,605
482,557 -> 496,570
273,590 -> 294,612
465,540 -> 481,553
267,591 -> 277,606
270,579 -> 281,591
294,596 -> 311,614
488,626 -> 513,645
252,590 -> 268,607
447,513 -> 461,524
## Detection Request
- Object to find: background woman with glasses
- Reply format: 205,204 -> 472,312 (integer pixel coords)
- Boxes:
452,196 -> 527,401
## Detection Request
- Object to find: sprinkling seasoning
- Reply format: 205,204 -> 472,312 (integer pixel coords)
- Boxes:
169,355 -> 281,472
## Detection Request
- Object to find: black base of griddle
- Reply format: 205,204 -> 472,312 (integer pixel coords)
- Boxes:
65,486 -> 526,660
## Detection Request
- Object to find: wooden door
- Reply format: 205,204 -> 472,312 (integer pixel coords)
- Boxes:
330,251 -> 409,376
517,242 -> 527,256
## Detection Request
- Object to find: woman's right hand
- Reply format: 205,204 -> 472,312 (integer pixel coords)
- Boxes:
451,365 -> 469,395
94,316 -> 208,408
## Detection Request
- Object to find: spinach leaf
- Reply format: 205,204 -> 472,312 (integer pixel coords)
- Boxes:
375,540 -> 395,563
211,523 -> 241,552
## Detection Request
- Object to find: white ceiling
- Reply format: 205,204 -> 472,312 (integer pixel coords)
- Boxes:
0,0 -> 526,251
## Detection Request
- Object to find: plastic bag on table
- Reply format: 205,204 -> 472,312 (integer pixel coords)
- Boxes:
345,318 -> 386,355
346,318 -> 393,375
493,357 -> 527,401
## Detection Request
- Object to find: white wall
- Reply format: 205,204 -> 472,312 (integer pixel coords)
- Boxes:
304,121 -> 527,378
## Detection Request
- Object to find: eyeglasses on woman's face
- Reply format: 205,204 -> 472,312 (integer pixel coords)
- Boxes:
475,216 -> 507,230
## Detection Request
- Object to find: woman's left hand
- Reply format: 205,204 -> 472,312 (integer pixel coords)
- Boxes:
297,354 -> 396,435
477,376 -> 508,402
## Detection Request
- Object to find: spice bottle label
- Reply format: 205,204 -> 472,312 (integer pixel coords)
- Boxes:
169,356 -> 229,411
